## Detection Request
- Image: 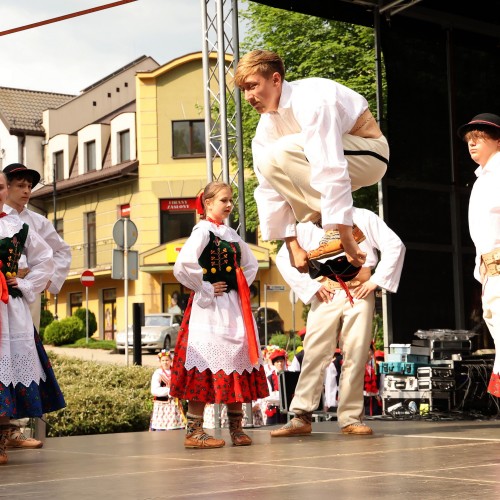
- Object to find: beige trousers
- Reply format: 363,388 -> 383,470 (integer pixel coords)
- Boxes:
482,275 -> 500,375
290,291 -> 375,429
258,133 -> 389,223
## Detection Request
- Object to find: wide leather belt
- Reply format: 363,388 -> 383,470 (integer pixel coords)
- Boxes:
317,267 -> 371,292
481,248 -> 500,279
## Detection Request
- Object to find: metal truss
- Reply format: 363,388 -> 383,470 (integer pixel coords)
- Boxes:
201,0 -> 246,237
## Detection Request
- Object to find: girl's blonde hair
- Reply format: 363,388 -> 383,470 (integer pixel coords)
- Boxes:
199,181 -> 232,219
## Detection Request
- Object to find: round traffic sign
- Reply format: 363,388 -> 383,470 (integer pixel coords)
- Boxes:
80,269 -> 95,287
112,218 -> 138,248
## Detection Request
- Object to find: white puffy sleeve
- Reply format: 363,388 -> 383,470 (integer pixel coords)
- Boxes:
173,226 -> 215,308
17,230 -> 55,303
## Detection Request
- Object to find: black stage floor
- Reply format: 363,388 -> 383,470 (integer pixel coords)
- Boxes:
1,417 -> 500,499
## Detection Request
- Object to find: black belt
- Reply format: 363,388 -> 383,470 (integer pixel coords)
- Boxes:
344,149 -> 389,166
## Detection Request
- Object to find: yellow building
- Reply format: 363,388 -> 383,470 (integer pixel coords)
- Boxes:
31,53 -> 304,340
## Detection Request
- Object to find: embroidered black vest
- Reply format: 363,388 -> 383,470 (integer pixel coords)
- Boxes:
198,231 -> 241,293
0,223 -> 29,298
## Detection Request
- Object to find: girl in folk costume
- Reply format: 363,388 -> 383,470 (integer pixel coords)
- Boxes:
170,181 -> 269,449
150,350 -> 186,431
0,173 -> 65,465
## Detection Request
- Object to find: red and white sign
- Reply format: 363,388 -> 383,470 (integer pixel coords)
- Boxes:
160,198 -> 197,211
80,269 -> 95,287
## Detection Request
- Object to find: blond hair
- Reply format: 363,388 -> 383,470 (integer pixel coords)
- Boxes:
234,50 -> 285,87
199,181 -> 232,219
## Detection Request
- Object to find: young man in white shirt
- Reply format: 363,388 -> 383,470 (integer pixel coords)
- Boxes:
3,163 -> 72,448
270,208 -> 405,436
235,50 -> 390,272
458,113 -> 500,398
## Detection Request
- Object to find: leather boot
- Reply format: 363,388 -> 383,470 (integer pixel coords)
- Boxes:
270,412 -> 313,437
184,413 -> 225,449
0,426 -> 9,465
228,411 -> 252,446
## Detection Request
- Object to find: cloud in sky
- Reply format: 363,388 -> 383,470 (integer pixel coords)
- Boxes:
0,0 -> 209,95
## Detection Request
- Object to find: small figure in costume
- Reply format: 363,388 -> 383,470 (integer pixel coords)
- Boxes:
0,172 -> 65,465
170,181 -> 269,449
149,350 -> 186,431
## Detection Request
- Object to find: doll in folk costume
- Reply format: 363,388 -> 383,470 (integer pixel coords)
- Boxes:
0,172 -> 65,465
150,350 -> 185,431
170,181 -> 269,449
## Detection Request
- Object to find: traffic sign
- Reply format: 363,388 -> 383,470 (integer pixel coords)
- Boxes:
113,218 -> 138,248
80,269 -> 95,287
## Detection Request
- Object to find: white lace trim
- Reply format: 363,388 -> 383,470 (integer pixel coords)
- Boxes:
185,338 -> 263,375
0,342 -> 47,387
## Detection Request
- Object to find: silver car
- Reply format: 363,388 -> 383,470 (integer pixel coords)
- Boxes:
115,313 -> 182,353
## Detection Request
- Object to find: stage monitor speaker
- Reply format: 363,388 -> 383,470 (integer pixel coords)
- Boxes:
278,371 -> 323,413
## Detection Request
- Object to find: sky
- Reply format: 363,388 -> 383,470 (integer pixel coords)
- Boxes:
0,0 -> 224,95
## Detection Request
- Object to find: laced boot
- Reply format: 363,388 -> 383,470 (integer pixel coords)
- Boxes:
6,424 -> 43,449
228,411 -> 252,446
0,426 -> 9,465
184,413 -> 225,449
307,225 -> 366,261
270,411 -> 313,437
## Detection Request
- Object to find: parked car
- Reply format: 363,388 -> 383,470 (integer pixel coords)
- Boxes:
115,313 -> 182,354
253,307 -> 285,346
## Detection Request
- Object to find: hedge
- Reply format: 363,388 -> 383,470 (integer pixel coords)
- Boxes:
45,353 -> 155,436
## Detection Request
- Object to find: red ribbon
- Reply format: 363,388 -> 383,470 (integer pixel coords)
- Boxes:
0,261 -> 8,304
230,243 -> 259,366
195,191 -> 204,215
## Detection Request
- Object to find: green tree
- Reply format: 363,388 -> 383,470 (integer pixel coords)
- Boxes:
237,2 -> 382,230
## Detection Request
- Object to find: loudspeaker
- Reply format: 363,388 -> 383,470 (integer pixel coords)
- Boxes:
278,371 -> 323,413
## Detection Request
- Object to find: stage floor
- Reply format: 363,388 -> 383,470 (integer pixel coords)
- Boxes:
1,417 -> 500,499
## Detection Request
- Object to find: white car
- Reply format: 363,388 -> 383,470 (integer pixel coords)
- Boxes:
115,313 -> 182,354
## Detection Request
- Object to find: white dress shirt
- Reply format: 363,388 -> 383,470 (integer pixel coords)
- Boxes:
275,208 -> 406,305
468,151 -> 500,282
252,78 -> 369,240
4,204 -> 71,294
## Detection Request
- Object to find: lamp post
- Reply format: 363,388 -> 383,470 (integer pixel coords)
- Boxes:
52,160 -> 58,320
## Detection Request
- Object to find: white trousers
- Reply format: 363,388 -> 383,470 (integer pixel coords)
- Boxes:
258,133 -> 389,223
290,291 -> 375,429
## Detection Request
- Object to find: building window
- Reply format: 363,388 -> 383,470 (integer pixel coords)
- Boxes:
85,140 -> 96,172
118,130 -> 130,163
70,292 -> 82,315
53,151 -> 64,181
85,211 -> 96,268
55,218 -> 64,239
172,120 -> 205,158
160,199 -> 196,243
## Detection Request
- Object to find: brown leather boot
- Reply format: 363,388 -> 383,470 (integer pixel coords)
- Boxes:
228,411 -> 252,446
184,414 -> 225,449
6,424 -> 43,449
0,426 -> 9,465
307,225 -> 366,261
270,412 -> 313,437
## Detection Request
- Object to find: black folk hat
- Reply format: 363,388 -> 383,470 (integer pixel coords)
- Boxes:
308,255 -> 360,283
457,113 -> 500,140
3,163 -> 41,187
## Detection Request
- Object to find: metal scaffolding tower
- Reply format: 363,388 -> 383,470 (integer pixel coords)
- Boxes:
201,0 -> 246,238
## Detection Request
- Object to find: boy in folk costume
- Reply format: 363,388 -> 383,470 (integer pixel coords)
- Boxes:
0,172 -> 65,465
272,207 -> 404,436
458,113 -> 500,397
170,182 -> 269,449
235,50 -> 389,272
